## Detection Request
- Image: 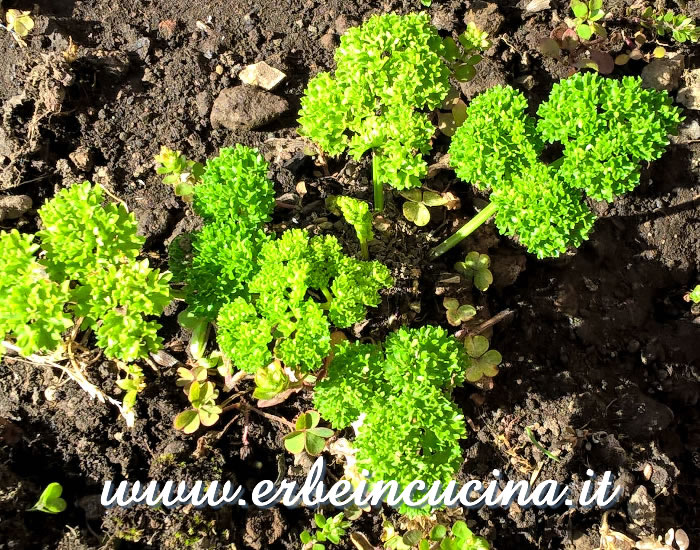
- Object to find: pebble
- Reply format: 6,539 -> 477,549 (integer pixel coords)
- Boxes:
0,195 -> 32,221
210,86 -> 289,131
641,54 -> 684,91
238,61 -> 286,90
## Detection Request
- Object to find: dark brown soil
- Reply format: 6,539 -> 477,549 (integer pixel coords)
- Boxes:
0,0 -> 698,549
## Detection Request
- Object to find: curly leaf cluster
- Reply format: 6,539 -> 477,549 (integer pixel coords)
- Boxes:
0,230 -> 73,356
2,183 -> 171,361
216,229 -> 392,374
299,13 -> 450,191
537,73 -> 682,201
314,326 -> 469,504
171,145 -> 275,320
449,73 -> 681,257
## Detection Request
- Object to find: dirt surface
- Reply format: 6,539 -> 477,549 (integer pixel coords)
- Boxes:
0,0 -> 699,548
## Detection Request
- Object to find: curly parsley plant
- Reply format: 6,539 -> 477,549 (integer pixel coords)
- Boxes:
298,13 -> 450,211
169,145 -> 275,323
217,229 -> 392,381
313,326 -> 469,515
0,182 -> 171,361
431,72 -> 682,259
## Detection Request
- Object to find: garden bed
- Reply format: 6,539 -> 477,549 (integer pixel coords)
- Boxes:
0,0 -> 698,549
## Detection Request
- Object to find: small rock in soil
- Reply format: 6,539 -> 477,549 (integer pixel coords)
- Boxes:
641,54 -> 684,91
335,14 -> 357,35
320,31 -> 337,51
465,1 -> 505,36
0,194 -> 32,221
524,0 -> 551,13
239,61 -> 286,90
677,68 -> 700,110
69,146 -> 94,172
627,485 -> 656,535
210,86 -> 289,131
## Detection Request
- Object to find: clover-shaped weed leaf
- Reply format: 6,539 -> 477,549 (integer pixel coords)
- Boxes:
284,411 -> 334,456
455,251 -> 493,292
29,483 -> 66,514
465,335 -> 501,382
5,9 -> 34,38
401,189 -> 431,227
176,365 -> 208,395
443,297 -> 476,327
174,410 -> 200,433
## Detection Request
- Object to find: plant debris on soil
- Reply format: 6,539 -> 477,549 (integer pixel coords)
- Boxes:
0,0 -> 698,549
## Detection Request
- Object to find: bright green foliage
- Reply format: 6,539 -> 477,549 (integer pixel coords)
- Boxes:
0,183 -> 171,362
0,230 -> 72,355
490,163 -> 595,258
442,22 -> 491,82
569,0 -> 606,40
443,298 -> 476,327
29,483 -> 67,514
154,145 -> 204,201
298,13 -> 450,193
314,327 -> 469,512
314,342 -> 386,427
173,380 -> 222,434
688,285 -> 700,304
640,8 -> 700,43
216,229 -> 392,375
450,85 -> 542,192
253,360 -> 289,400
446,73 -> 681,258
300,513 -> 352,549
537,73 -> 683,201
464,335 -> 502,383
170,145 -> 275,321
455,251 -> 493,291
330,196 -> 373,259
283,410 -> 334,456
193,145 -> 275,225
418,521 -> 490,550
116,362 -> 146,412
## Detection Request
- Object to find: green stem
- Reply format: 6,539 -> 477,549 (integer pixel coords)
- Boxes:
359,238 -> 369,260
429,201 -> 499,260
372,154 -> 384,212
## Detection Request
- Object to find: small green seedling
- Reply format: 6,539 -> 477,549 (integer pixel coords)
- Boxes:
328,196 -> 373,259
400,189 -> 458,227
173,381 -> 222,434
568,0 -> 606,40
29,483 -> 66,514
442,22 -> 491,82
685,285 -> 700,304
1,9 -> 34,46
253,360 -> 290,400
116,363 -> 146,412
431,73 -> 682,259
639,8 -> 699,43
464,335 -> 501,383
525,426 -> 561,462
443,298 -> 476,327
283,411 -> 334,456
154,146 -> 204,201
417,521 -> 490,550
176,365 -> 208,395
300,512 -> 352,549
455,252 -> 493,292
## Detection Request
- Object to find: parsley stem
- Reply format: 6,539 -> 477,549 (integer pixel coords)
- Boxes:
360,239 -> 369,260
372,153 -> 384,212
429,201 -> 498,259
